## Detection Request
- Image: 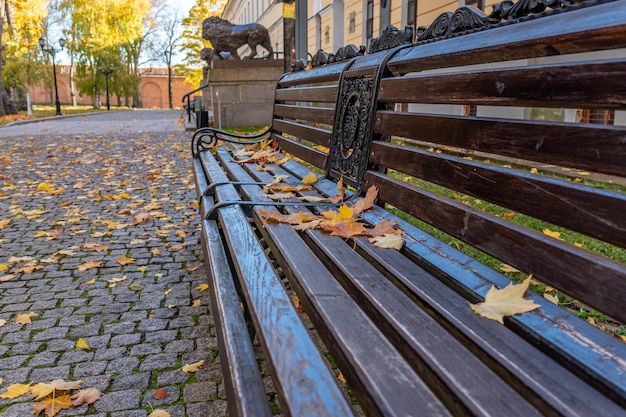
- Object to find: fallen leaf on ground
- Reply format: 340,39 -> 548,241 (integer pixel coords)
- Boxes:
181,360 -> 204,373
0,319 -> 6,327
469,277 -> 540,324
31,379 -> 84,399
0,383 -> 32,399
15,312 -> 37,324
148,410 -> 171,417
70,387 -> 103,406
196,284 -> 209,291
115,255 -> 136,266
192,299 -> 202,307
0,219 -> 10,229
32,394 -> 73,417
153,388 -> 169,399
543,293 -> 559,305
76,338 -> 90,350
77,260 -> 102,271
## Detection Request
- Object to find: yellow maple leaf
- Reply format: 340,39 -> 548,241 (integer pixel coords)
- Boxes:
0,382 -> 32,399
181,360 -> 204,373
0,264 -> 9,272
76,338 -> 90,350
32,394 -> 73,417
469,277 -> 540,324
301,172 -> 318,185
70,387 -> 103,406
196,284 -> 209,291
77,260 -> 102,271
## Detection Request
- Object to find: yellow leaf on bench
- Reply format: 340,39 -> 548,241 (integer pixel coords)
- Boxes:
469,277 -> 539,324
301,172 -> 318,185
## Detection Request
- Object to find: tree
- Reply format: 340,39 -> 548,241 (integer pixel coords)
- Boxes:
180,0 -> 226,86
1,0 -> 48,114
156,6 -> 182,109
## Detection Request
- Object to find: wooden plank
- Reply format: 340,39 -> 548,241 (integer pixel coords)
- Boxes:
272,133 -> 328,169
387,1 -> 626,75
379,60 -> 626,108
199,152 -> 356,417
278,64 -> 346,87
358,207 -> 626,405
369,141 -> 626,248
374,111 -> 626,177
274,104 -> 334,125
192,157 -> 208,204
365,171 -> 626,323
215,152 -> 455,417
275,85 -> 338,103
272,119 -> 332,147
353,237 -> 626,416
301,229 -> 543,417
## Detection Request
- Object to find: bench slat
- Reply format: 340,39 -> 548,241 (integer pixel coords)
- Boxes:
379,59 -> 626,108
374,111 -> 626,177
387,0 -> 626,75
272,133 -> 328,168
192,158 -> 272,417
275,85 -> 338,103
370,141 -> 626,248
365,171 -> 626,323
272,119 -> 332,147
274,104 -> 334,126
199,153 -> 356,417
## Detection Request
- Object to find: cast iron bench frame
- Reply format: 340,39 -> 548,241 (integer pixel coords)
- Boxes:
192,1 -> 626,416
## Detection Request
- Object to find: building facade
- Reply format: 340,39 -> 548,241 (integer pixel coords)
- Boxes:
30,66 -> 195,109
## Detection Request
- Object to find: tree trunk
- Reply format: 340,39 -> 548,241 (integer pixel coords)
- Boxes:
168,64 -> 173,109
0,2 -> 6,117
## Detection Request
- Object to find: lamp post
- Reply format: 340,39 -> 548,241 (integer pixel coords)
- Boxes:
98,64 -> 114,111
38,37 -> 66,116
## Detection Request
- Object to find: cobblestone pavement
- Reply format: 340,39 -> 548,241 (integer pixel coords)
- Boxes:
0,110 -> 226,417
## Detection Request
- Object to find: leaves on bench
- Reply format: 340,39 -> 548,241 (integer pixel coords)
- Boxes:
260,184 -> 406,249
469,277 -> 540,324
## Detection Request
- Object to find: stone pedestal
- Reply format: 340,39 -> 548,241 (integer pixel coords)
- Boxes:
202,59 -> 284,128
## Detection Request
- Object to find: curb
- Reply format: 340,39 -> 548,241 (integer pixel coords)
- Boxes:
3,109 -> 130,127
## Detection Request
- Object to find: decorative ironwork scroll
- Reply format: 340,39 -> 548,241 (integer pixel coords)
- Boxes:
368,25 -> 414,54
416,0 -> 612,43
308,45 -> 365,69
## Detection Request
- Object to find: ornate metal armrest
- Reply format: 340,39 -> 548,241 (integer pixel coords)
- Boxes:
191,126 -> 271,158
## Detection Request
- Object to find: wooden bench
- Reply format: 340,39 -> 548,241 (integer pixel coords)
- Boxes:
191,1 -> 626,416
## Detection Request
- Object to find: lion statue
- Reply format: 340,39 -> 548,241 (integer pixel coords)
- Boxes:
202,16 -> 273,60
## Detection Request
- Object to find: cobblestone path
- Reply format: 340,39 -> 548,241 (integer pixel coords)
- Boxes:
0,111 -> 225,417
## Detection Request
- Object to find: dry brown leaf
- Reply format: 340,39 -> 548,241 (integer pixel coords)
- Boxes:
192,299 -> 202,307
320,221 -> 366,239
499,264 -> 521,273
352,185 -> 378,216
70,387 -> 103,406
148,410 -> 172,417
266,192 -> 296,200
181,360 -> 204,373
367,220 -> 401,237
543,293 -> 559,305
469,277 -> 540,324
77,260 -> 102,271
116,255 -> 136,266
134,212 -> 152,225
369,233 -> 404,250
32,394 -> 73,417
153,388 -> 169,399
15,311 -> 37,324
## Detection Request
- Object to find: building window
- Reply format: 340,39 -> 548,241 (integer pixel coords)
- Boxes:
407,0 -> 416,27
324,25 -> 330,45
366,0 -> 374,40
464,0 -> 484,10
349,11 -> 356,33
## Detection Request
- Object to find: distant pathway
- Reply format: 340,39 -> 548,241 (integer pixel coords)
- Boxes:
0,110 -> 226,417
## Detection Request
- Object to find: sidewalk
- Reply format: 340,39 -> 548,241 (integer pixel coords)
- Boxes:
0,110 -> 226,417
